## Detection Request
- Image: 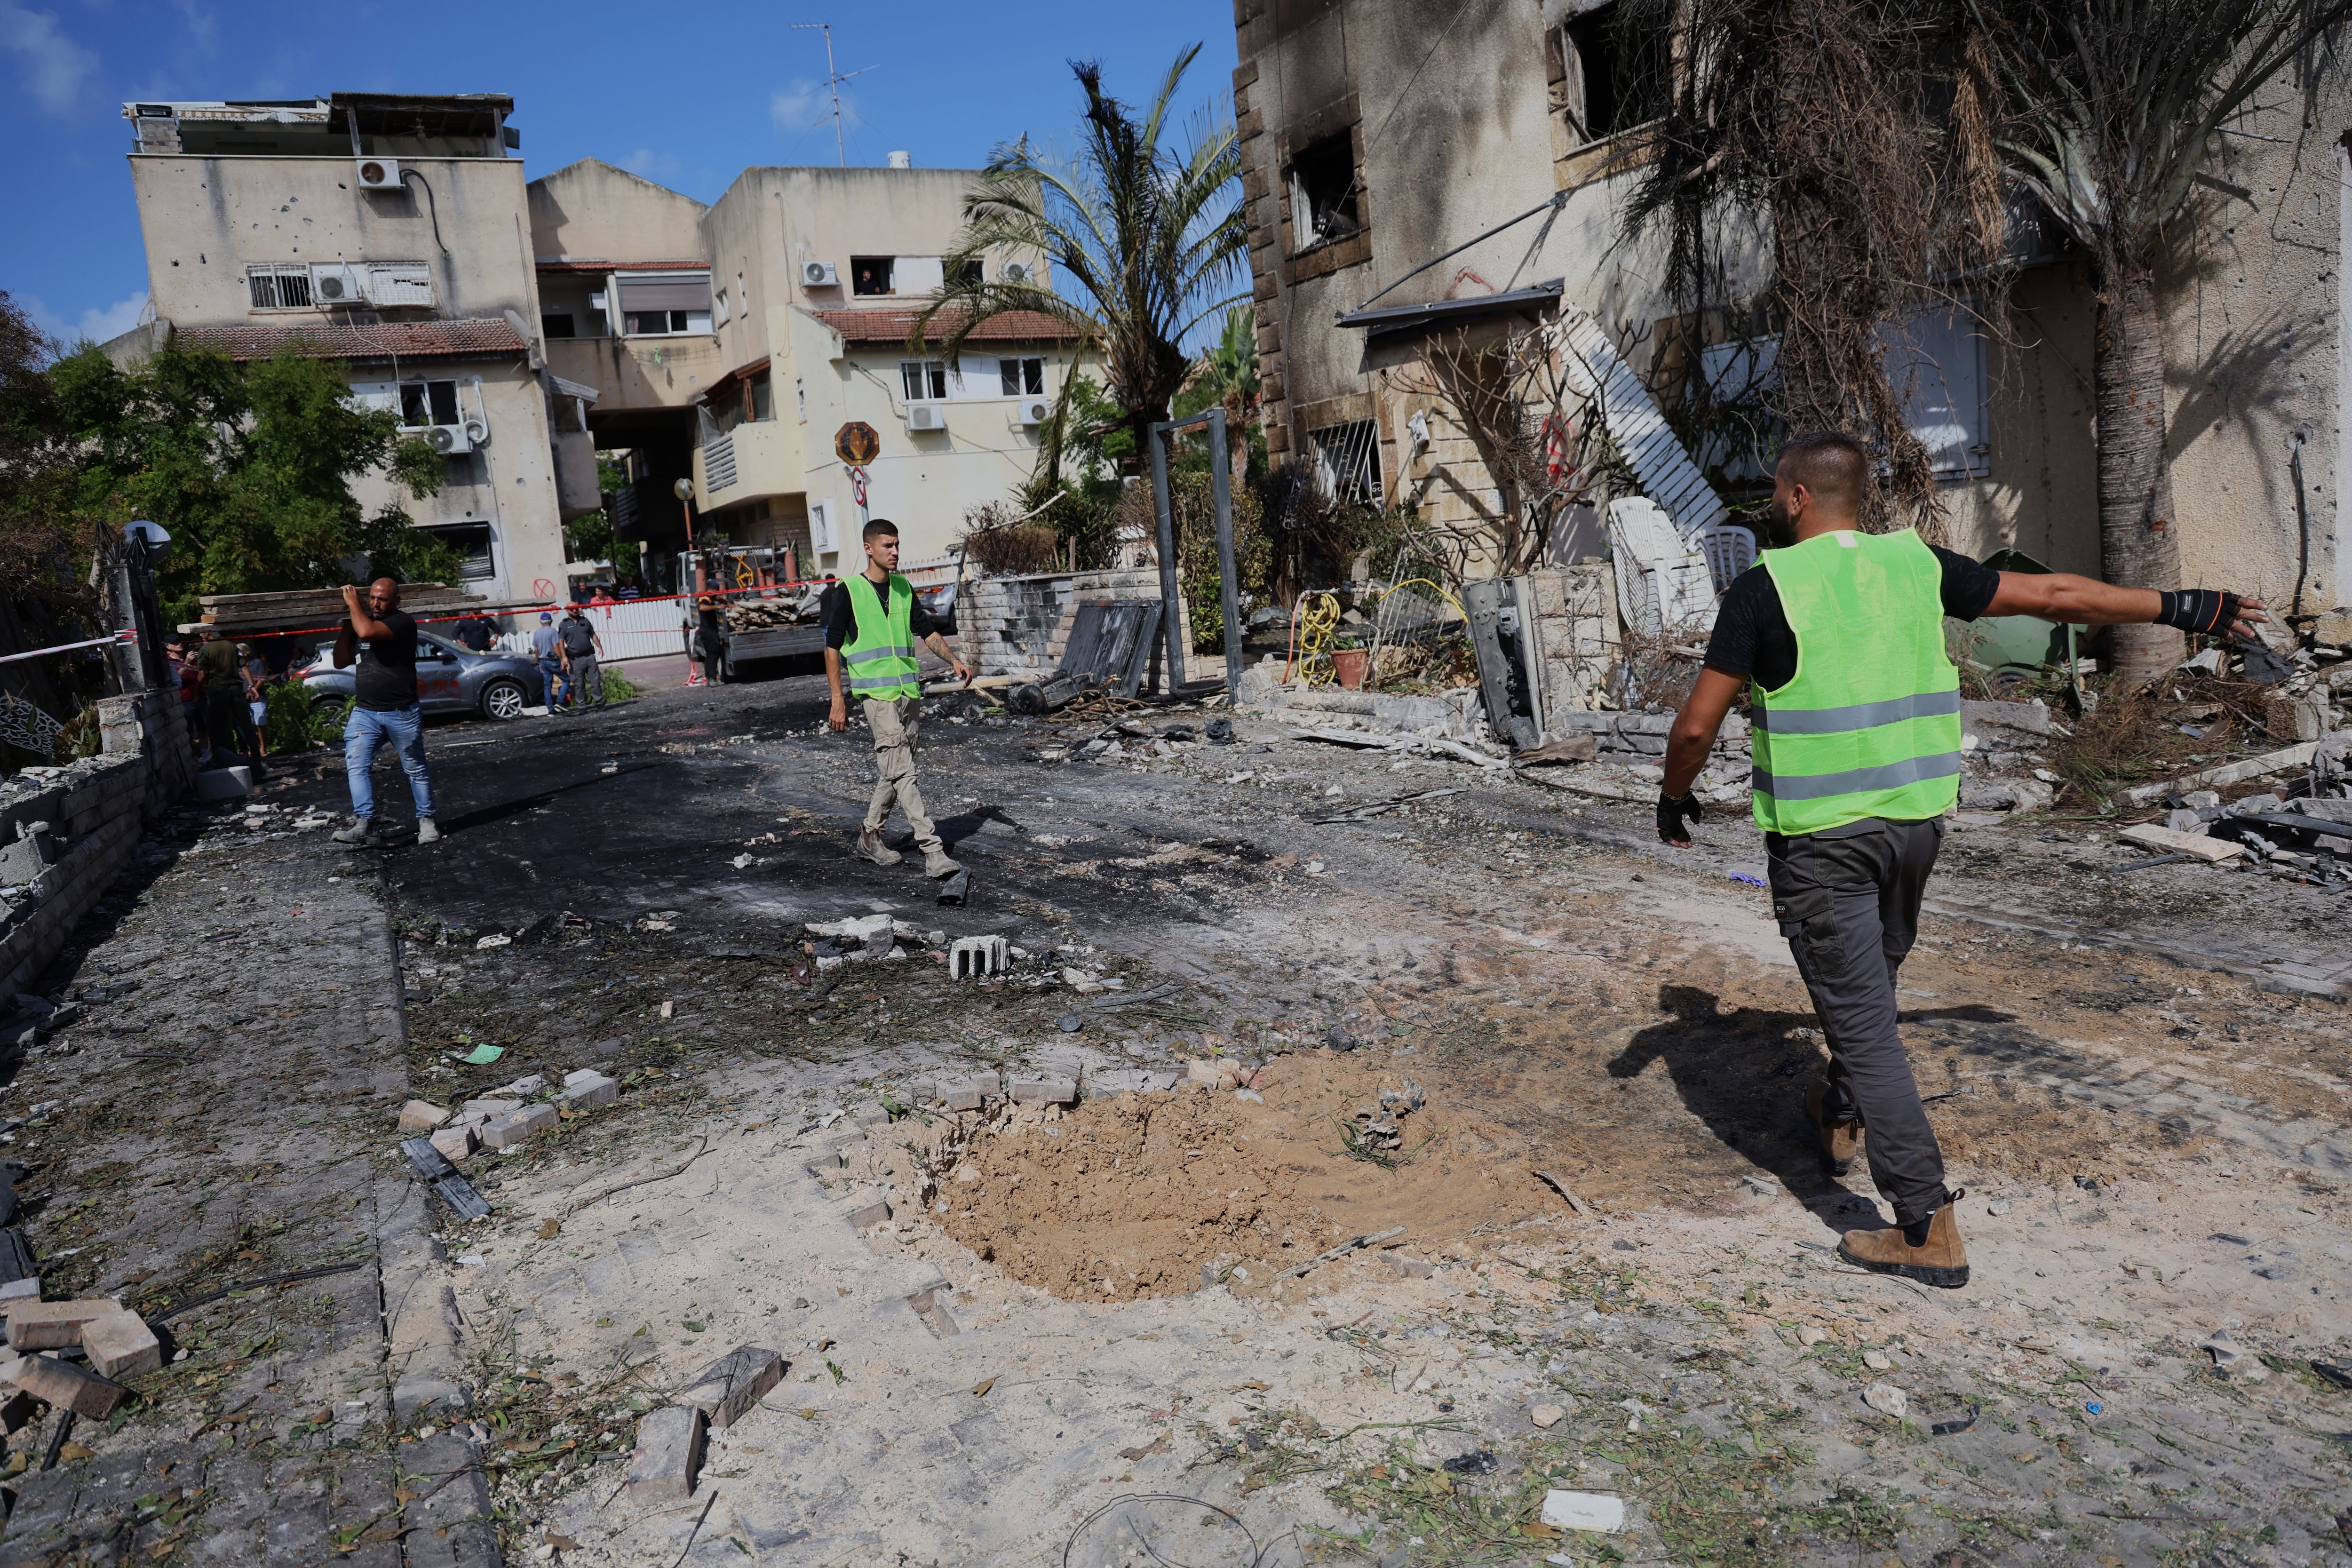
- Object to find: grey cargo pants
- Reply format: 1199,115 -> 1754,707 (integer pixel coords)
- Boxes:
1766,816 -> 1949,1225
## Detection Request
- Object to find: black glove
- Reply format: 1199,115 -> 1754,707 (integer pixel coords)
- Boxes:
2155,588 -> 2242,637
1656,790 -> 1703,845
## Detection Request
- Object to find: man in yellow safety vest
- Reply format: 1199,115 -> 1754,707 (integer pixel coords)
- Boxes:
824,517 -> 974,877
1659,431 -> 2266,1287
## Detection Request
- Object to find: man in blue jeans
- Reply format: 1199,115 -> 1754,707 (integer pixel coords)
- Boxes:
530,611 -> 569,709
330,579 -> 439,849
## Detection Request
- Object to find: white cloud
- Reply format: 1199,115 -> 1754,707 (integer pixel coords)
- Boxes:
170,0 -> 217,57
772,78 -> 858,134
621,148 -> 682,179
22,290 -> 150,348
0,1 -> 96,115
79,292 -> 149,343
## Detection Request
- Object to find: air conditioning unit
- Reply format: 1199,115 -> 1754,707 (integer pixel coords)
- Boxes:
906,403 -> 947,432
1000,261 -> 1032,285
355,157 -> 401,190
1015,397 -> 1050,426
802,260 -> 839,287
309,263 -> 365,305
421,423 -> 474,455
461,415 -> 490,448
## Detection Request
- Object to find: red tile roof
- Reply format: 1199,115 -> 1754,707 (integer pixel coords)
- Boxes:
807,307 -> 1089,346
173,318 -> 529,363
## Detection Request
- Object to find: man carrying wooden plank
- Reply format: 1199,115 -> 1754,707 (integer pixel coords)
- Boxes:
823,518 -> 972,878
1658,432 -> 2266,1288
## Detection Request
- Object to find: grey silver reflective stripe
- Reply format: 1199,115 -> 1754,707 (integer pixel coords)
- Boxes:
848,671 -> 919,691
1751,751 -> 1961,801
843,644 -> 917,664
1752,689 -> 1960,735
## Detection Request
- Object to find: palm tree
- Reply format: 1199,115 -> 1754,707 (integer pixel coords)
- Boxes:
1970,0 -> 2352,680
916,46 -> 1247,471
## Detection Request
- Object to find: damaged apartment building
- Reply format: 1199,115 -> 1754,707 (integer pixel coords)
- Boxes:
1231,0 -> 2351,720
103,93 -> 1083,605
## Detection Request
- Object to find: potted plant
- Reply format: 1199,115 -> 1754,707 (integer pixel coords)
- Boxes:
1331,635 -> 1369,691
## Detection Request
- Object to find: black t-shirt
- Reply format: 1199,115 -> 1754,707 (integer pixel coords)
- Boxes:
820,575 -> 939,652
453,615 -> 495,652
557,616 -> 599,657
1702,544 -> 2002,692
353,609 -> 420,710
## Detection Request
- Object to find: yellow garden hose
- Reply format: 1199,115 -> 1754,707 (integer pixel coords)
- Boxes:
1286,592 -> 1343,686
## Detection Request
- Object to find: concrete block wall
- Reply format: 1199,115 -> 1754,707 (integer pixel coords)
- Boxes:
1530,563 -> 1620,732
0,692 -> 193,995
958,569 -> 1195,680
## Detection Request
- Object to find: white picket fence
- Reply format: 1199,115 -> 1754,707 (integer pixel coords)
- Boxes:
490,601 -> 694,662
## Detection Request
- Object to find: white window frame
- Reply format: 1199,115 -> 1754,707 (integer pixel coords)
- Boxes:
1309,420 -> 1384,508
997,357 -> 1045,398
900,360 -> 949,402
365,262 -> 435,307
247,263 -> 314,311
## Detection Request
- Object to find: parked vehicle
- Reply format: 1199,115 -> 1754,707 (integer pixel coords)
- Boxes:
301,629 -> 544,722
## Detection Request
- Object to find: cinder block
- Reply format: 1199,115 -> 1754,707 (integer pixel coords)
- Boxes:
8,1353 -> 129,1418
479,1103 -> 558,1150
192,767 -> 251,801
5,1298 -> 123,1350
1011,1078 -> 1077,1105
841,1191 -> 891,1228
625,1403 -> 705,1503
560,1072 -> 618,1109
941,1086 -> 983,1113
429,1125 -> 477,1162
79,1311 -> 161,1378
971,1071 -> 1002,1096
460,1098 -> 522,1117
397,1100 -> 451,1134
675,1345 -> 784,1429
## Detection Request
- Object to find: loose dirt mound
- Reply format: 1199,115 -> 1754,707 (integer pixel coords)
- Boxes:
938,1054 -> 1545,1301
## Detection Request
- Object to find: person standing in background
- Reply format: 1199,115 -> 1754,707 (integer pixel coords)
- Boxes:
453,611 -> 497,653
530,612 -> 567,710
558,605 -> 606,709
195,627 -> 264,778
693,597 -> 727,687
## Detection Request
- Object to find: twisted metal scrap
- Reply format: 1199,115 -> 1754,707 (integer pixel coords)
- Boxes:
0,694 -> 65,760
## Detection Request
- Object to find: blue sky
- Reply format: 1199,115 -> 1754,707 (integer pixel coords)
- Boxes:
0,1 -> 1240,346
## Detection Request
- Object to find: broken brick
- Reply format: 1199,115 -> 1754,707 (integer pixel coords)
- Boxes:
675,1345 -> 784,1429
480,1104 -> 558,1150
8,1353 -> 130,1418
397,1100 -> 452,1134
560,1071 -> 618,1109
625,1403 -> 705,1503
429,1125 -> 477,1162
5,1298 -> 123,1350
79,1312 -> 161,1378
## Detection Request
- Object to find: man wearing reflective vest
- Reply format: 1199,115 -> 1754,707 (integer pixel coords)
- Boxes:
1658,432 -> 2267,1287
824,517 -> 975,877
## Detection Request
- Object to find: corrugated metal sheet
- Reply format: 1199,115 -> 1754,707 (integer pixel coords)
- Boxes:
1557,305 -> 1727,545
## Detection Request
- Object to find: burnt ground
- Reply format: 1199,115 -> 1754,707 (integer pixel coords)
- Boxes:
14,669 -> 2350,1567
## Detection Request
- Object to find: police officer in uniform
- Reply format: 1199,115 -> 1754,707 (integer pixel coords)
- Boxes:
1659,432 -> 2266,1286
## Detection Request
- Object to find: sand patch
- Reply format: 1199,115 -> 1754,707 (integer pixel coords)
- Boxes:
938,1054 -> 1543,1301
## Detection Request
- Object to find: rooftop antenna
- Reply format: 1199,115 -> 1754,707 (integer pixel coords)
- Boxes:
790,23 -> 879,167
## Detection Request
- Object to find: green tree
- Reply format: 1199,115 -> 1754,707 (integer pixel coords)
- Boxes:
919,45 -> 1248,471
564,454 -> 630,567
48,344 -> 448,621
1968,0 -> 2352,679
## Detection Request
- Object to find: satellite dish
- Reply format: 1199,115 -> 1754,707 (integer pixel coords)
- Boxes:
124,519 -> 171,556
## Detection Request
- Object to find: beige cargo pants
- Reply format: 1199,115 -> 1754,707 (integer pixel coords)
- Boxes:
861,696 -> 942,853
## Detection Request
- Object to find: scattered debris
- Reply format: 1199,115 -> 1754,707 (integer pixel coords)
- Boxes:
1861,1382 -> 1909,1418
1275,1224 -> 1407,1280
949,935 -> 1010,979
1539,1490 -> 1626,1534
625,1403 -> 706,1503
399,1136 -> 491,1220
675,1345 -> 784,1429
2115,823 -> 2243,863
1532,1170 -> 1592,1215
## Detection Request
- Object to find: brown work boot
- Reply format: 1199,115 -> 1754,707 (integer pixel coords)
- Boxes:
852,828 -> 902,866
1836,1193 -> 1969,1288
1807,1085 -> 1863,1175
